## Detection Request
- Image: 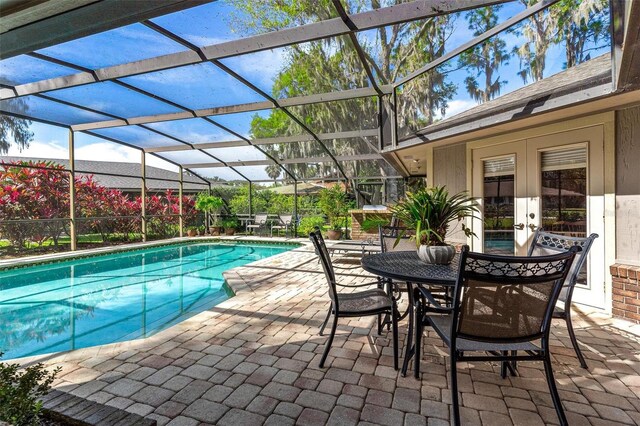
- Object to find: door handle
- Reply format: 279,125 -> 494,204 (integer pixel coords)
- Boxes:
528,223 -> 538,231
513,223 -> 525,230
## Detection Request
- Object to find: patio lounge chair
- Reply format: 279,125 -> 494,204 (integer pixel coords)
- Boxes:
246,213 -> 268,236
528,228 -> 599,369
414,246 -> 578,426
310,229 -> 400,369
271,214 -> 293,237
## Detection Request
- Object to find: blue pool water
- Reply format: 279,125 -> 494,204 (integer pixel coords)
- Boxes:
0,242 -> 293,359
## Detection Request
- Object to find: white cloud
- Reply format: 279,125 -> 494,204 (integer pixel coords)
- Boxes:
4,140 -> 177,171
221,48 -> 287,91
432,99 -> 477,121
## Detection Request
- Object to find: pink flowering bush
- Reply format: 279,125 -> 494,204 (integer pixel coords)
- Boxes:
0,160 -> 196,249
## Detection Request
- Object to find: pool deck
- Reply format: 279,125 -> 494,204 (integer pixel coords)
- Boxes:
9,238 -> 640,426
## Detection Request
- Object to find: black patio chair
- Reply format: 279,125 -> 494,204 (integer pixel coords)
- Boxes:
246,213 -> 268,236
310,229 -> 400,369
271,214 -> 293,237
414,245 -> 578,426
528,228 -> 599,369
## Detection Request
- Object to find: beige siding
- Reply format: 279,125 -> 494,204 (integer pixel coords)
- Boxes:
433,144 -> 467,244
616,105 -> 640,265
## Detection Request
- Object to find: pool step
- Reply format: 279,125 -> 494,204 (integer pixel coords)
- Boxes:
42,389 -> 156,426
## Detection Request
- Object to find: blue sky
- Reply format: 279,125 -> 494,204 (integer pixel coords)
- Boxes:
0,0 -> 611,177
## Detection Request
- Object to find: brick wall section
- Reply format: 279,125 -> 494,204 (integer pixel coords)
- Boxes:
611,263 -> 640,323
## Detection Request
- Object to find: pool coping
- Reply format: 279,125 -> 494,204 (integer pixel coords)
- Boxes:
0,236 -> 305,272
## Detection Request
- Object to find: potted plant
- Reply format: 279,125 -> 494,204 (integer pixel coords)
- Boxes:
186,226 -> 197,237
222,217 -> 239,236
197,226 -> 206,236
195,193 -> 224,236
318,185 -> 350,240
391,186 -> 479,264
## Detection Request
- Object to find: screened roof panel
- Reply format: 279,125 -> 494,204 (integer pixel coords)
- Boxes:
157,150 -> 220,165
231,165 -> 274,181
355,3 -> 527,85
219,35 -> 369,99
120,62 -> 267,110
0,95 -> 113,125
288,96 -> 378,133
145,118 -> 236,145
324,137 -> 379,156
44,82 -> 182,118
210,109 -> 306,139
36,23 -> 189,69
149,1 -> 338,48
340,159 -> 396,178
260,140 -> 327,160
281,161 -> 341,180
91,125 -> 184,149
0,55 -> 78,86
204,146 -> 268,163
189,166 -> 244,182
395,2 -> 612,140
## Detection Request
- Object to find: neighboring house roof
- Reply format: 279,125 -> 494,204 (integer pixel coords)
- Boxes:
0,156 -> 208,192
400,54 -> 613,147
271,182 -> 326,195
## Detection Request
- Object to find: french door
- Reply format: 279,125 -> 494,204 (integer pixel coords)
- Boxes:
471,126 -> 606,308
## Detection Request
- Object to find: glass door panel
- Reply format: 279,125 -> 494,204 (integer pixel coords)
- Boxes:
527,127 -> 604,308
472,141 -> 527,255
483,157 -> 516,255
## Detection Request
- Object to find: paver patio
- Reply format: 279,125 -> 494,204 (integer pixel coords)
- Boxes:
21,241 -> 640,425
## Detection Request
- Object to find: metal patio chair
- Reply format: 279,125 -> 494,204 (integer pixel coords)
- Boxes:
414,246 -> 578,426
310,229 -> 400,369
528,228 -> 598,369
246,213 -> 268,236
271,214 -> 293,237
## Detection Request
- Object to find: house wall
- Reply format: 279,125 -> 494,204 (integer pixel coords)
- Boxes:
423,113 -> 617,313
433,143 -> 467,244
611,104 -> 640,323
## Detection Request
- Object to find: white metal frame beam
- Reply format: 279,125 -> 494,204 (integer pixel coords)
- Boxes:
143,129 -> 379,152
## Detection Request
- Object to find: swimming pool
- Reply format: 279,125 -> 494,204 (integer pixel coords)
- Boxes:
0,242 -> 294,360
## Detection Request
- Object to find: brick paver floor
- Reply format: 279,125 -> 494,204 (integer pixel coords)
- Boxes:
20,241 -> 640,425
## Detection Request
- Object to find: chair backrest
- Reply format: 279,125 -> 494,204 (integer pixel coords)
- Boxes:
309,229 -> 338,302
254,213 -> 268,223
378,226 -> 415,253
451,246 -> 577,345
279,214 -> 293,225
527,229 -> 598,303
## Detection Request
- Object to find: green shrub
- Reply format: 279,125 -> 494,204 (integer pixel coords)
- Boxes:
0,353 -> 61,426
361,218 -> 390,233
298,216 -> 326,237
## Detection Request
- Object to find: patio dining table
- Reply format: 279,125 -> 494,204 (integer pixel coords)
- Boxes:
361,251 -> 459,376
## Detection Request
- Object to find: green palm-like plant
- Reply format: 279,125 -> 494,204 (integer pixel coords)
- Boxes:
195,194 -> 224,226
391,186 -> 480,248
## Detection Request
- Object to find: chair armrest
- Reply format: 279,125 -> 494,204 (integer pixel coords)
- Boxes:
414,286 -> 452,314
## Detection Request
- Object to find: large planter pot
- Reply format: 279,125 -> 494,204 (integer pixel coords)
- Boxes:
225,228 -> 236,236
210,226 -> 222,236
187,229 -> 197,237
417,244 -> 456,265
327,229 -> 343,240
